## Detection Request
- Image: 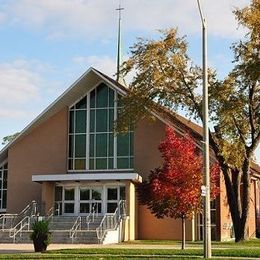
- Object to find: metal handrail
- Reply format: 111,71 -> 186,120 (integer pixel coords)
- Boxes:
86,203 -> 97,230
0,214 -> 18,230
9,216 -> 30,243
54,201 -> 62,216
96,200 -> 126,243
46,207 -> 54,221
69,216 -> 81,241
13,200 -> 37,227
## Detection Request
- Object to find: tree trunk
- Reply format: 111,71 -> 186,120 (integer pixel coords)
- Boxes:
182,216 -> 186,250
221,160 -> 251,242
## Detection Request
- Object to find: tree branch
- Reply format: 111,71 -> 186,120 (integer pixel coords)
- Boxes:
232,115 -> 247,145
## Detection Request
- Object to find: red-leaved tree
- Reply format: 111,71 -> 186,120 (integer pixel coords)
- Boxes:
138,127 -> 220,249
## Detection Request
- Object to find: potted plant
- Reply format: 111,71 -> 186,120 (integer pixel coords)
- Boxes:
30,220 -> 51,252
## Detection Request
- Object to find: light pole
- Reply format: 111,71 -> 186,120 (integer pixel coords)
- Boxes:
197,0 -> 211,258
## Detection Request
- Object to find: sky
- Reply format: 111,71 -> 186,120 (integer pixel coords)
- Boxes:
0,0 -> 259,162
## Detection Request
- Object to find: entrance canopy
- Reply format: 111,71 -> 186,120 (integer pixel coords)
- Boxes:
32,173 -> 142,183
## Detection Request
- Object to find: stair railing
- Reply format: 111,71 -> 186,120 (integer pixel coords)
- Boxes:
69,216 -> 81,242
46,207 -> 54,222
96,200 -> 126,243
86,203 -> 97,230
13,200 -> 37,227
0,214 -> 17,231
9,216 -> 30,243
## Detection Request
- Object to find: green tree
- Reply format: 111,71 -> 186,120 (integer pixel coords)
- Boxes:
119,1 -> 259,242
2,132 -> 20,146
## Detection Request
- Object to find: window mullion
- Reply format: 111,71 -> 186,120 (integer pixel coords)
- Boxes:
86,93 -> 90,170
73,110 -> 76,170
114,91 -> 117,169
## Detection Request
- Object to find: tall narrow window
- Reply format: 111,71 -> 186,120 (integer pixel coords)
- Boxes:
89,83 -> 114,170
0,163 -> 8,211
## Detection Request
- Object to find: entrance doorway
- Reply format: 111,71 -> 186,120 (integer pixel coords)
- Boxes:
54,184 -> 125,216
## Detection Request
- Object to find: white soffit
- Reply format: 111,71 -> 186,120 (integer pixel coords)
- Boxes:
32,173 -> 142,183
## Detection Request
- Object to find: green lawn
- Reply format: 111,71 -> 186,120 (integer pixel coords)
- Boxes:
0,240 -> 259,259
124,238 -> 260,247
0,247 -> 260,259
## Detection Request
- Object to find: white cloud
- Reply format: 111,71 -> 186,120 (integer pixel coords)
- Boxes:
0,0 -> 250,40
0,59 -> 58,119
0,61 -> 40,105
73,55 -> 117,78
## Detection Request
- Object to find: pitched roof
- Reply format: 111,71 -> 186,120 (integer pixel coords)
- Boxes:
0,67 -> 259,174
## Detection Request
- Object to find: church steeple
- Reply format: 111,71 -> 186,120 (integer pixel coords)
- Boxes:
116,3 -> 125,85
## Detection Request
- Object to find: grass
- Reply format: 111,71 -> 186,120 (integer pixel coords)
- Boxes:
0,247 -> 260,259
124,238 -> 260,247
0,240 -> 259,259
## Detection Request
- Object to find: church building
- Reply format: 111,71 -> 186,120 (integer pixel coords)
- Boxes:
0,67 -> 259,243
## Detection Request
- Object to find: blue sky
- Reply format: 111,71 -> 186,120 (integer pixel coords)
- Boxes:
0,0 -> 259,162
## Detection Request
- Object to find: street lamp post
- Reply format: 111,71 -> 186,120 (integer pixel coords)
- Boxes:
197,0 -> 211,258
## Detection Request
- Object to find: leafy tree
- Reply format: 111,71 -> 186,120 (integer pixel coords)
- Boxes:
2,132 -> 20,146
138,127 -> 219,249
120,1 -> 259,241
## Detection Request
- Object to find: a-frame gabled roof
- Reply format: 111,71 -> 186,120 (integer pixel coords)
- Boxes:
0,67 -> 128,162
0,67 -> 259,175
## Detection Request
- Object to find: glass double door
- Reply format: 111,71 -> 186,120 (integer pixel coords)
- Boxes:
62,186 -> 102,216
55,185 -> 126,216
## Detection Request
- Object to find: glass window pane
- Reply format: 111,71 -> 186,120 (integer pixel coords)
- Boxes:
69,135 -> 74,157
2,190 -> 6,209
4,164 -> 7,170
96,84 -> 108,108
117,158 -> 129,169
107,203 -> 117,213
68,159 -> 73,170
109,134 -> 114,157
75,110 -> 86,133
120,187 -> 126,200
89,159 -> 94,170
130,132 -> 134,156
55,186 -> 62,201
109,88 -> 114,107
211,210 -> 216,224
64,203 -> 74,213
76,97 -> 87,109
96,134 -> 107,157
90,134 -> 94,157
75,135 -> 86,157
3,171 -> 7,189
64,188 -> 74,200
108,188 -> 118,200
69,111 -> 74,133
80,188 -> 90,200
108,158 -> 113,169
90,89 -> 96,108
117,133 -> 129,156
130,157 -> 134,168
96,109 -> 108,132
80,203 -> 90,213
109,109 -> 114,132
90,110 -> 95,132
92,188 -> 102,200
93,203 -> 102,213
75,159 -> 86,170
96,158 -> 107,169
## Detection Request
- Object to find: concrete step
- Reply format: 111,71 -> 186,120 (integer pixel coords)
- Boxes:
0,229 -> 99,244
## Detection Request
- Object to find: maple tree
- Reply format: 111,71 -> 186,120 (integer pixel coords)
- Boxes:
138,127 -> 220,249
119,0 -> 259,241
